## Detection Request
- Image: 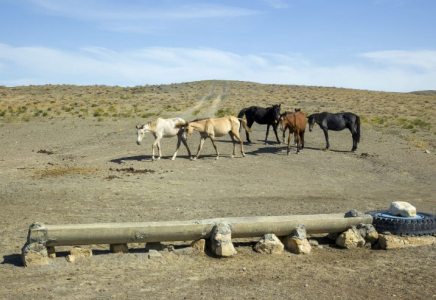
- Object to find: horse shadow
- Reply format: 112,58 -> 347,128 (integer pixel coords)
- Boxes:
111,155 -> 149,164
110,154 -> 193,164
304,146 -> 353,153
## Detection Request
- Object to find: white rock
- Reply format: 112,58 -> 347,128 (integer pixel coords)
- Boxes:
254,234 -> 284,254
389,201 -> 417,217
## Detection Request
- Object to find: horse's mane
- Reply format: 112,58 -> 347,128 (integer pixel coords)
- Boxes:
189,118 -> 210,123
147,120 -> 158,132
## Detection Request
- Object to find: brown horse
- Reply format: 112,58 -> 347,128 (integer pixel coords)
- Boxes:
279,110 -> 306,155
183,116 -> 252,160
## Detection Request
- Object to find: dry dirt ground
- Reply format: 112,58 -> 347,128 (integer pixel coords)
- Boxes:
1,84 -> 436,299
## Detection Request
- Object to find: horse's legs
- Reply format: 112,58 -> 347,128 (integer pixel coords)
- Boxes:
300,131 -> 305,150
209,136 -> 220,159
171,135 -> 182,161
265,124 -> 271,145
322,128 -> 330,150
272,123 -> 281,144
352,133 -> 358,152
346,125 -> 358,152
229,133 -> 237,158
349,127 -> 358,152
151,135 -> 162,161
295,130 -> 301,154
287,132 -> 293,155
155,138 -> 162,160
245,119 -> 254,143
180,134 -> 192,159
194,136 -> 206,160
231,131 -> 245,157
282,128 -> 286,143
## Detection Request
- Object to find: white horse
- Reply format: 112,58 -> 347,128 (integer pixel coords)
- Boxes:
136,117 -> 192,161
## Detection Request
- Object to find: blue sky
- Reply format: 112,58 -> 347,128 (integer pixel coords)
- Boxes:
0,0 -> 435,92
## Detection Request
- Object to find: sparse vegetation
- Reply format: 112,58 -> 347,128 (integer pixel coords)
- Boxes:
215,108 -> 234,117
0,81 -> 435,148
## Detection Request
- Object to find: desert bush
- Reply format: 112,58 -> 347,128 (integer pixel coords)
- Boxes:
215,108 -> 234,117
93,108 -> 104,117
141,112 -> 156,118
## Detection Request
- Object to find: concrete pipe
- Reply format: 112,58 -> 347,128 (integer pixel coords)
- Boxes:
27,213 -> 373,247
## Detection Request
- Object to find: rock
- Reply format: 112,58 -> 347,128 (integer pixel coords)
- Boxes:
190,239 -> 206,252
378,234 -> 436,250
66,255 -> 76,263
365,230 -> 379,245
356,223 -> 379,245
209,222 -> 236,257
254,234 -> 284,254
308,239 -> 319,247
345,210 -> 366,218
336,228 -> 366,249
424,150 -> 430,154
283,236 -> 311,254
21,243 -> 50,267
148,249 -> 163,259
389,201 -> 417,217
291,224 -> 307,239
47,246 -> 56,259
70,246 -> 93,258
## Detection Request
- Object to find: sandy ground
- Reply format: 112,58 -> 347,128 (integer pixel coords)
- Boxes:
1,113 -> 436,299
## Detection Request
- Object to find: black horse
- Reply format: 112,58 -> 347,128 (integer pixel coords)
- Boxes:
307,112 -> 361,152
237,104 -> 281,144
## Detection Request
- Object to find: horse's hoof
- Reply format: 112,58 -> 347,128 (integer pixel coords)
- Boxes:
215,156 -> 220,160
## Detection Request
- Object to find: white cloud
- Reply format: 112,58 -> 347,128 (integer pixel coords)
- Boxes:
29,0 -> 259,21
360,50 -> 436,71
1,43 -> 435,92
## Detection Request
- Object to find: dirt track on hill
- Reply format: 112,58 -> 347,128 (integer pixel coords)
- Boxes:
1,92 -> 436,299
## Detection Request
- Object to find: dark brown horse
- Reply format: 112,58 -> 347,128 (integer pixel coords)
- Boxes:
279,110 -> 306,155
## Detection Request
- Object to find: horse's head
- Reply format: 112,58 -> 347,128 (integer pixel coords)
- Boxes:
307,115 -> 315,132
279,115 -> 287,131
136,124 -> 146,145
272,104 -> 281,123
184,123 -> 195,138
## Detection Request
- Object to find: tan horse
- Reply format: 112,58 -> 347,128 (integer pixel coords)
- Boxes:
184,116 -> 252,160
279,110 -> 306,155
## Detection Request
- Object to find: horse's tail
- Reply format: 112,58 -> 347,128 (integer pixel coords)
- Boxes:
175,121 -> 189,128
238,118 -> 252,133
355,115 -> 361,143
237,107 -> 248,119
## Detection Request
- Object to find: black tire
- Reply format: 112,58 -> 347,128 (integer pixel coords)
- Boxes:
366,210 -> 436,236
